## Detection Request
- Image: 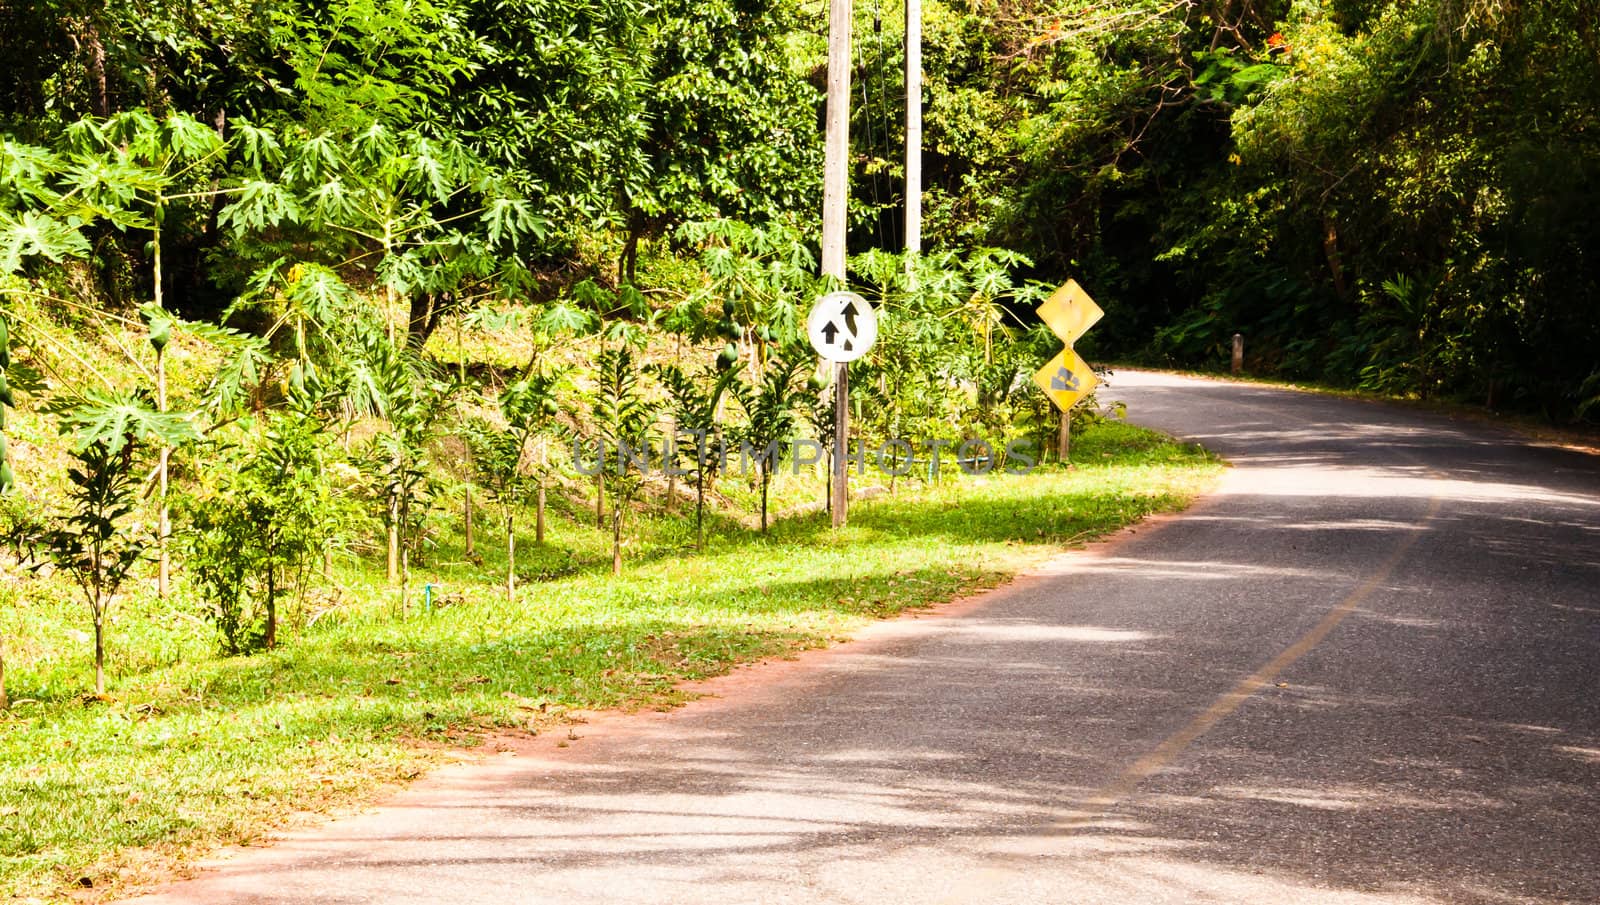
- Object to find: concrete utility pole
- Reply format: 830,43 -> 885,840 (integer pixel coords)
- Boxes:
823,0 -> 852,529
904,0 -> 922,259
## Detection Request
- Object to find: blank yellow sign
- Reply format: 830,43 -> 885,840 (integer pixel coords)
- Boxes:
1037,280 -> 1104,346
1032,347 -> 1098,412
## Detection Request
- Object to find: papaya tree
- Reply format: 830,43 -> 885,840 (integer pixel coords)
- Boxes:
732,352 -> 806,532
589,347 -> 655,575
36,391 -> 196,694
573,279 -> 655,530
468,371 -> 562,601
356,331 -> 455,600
678,217 -> 817,377
653,359 -> 742,550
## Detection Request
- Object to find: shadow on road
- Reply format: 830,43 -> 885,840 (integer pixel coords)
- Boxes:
129,375 -> 1600,905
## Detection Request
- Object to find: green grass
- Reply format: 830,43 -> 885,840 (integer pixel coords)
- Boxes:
0,420 -> 1218,902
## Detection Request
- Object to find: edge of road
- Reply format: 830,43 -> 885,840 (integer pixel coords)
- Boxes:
485,488 -> 1227,762
119,460 -> 1228,904
1105,366 -> 1600,458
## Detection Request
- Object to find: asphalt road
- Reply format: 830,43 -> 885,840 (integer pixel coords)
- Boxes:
129,371 -> 1600,905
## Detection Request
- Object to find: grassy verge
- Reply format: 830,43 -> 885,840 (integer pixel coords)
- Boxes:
0,421 -> 1219,902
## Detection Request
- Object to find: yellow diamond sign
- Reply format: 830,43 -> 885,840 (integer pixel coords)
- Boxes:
1033,347 -> 1098,412
1037,279 -> 1104,346
1034,279 -> 1102,414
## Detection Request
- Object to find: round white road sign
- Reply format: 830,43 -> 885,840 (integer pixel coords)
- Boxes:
807,291 -> 877,363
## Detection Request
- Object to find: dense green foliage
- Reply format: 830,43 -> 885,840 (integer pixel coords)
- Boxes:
876,0 -> 1600,416
0,0 -> 1591,696
4,0 -> 1596,424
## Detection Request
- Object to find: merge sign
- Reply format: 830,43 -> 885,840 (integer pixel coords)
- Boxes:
807,291 -> 878,363
1032,347 -> 1098,412
1037,279 -> 1104,346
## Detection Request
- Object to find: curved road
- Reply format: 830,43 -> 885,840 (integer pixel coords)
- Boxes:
131,372 -> 1600,905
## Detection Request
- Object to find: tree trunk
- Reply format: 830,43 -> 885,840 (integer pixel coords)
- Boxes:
387,444 -> 402,585
93,615 -> 105,696
695,472 -> 705,552
1323,213 -> 1350,302
620,228 -> 641,287
665,418 -> 677,512
387,489 -> 400,587
595,474 -> 605,529
710,424 -> 724,495
536,439 -> 547,545
761,478 -> 770,532
611,503 -> 623,576
83,18 -> 109,117
400,547 -> 410,616
157,399 -> 170,598
406,292 -> 438,350
265,567 -> 277,650
464,483 -> 475,557
505,511 -> 516,603
154,220 -> 169,601
383,226 -> 397,343
536,482 -> 546,545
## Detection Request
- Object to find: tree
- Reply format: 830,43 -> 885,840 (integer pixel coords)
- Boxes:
653,360 -> 743,550
440,0 -> 649,252
732,352 -> 806,532
678,218 -> 818,374
220,121 -> 542,351
34,391 -> 195,694
187,391 -> 335,652
588,346 -> 655,575
356,331 -> 454,599
468,371 -> 562,601
616,0 -> 820,282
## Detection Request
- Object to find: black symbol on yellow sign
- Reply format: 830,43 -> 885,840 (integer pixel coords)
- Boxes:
1050,367 -> 1079,392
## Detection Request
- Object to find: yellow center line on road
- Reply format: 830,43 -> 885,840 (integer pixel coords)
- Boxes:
928,386 -> 1454,902
930,487 -> 1444,904
1059,490 -> 1447,831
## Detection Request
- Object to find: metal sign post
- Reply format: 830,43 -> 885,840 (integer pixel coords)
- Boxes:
809,291 -> 877,528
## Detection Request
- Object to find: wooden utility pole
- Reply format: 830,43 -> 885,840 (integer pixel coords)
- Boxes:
823,0 -> 852,529
153,220 -> 170,601
904,0 -> 922,259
